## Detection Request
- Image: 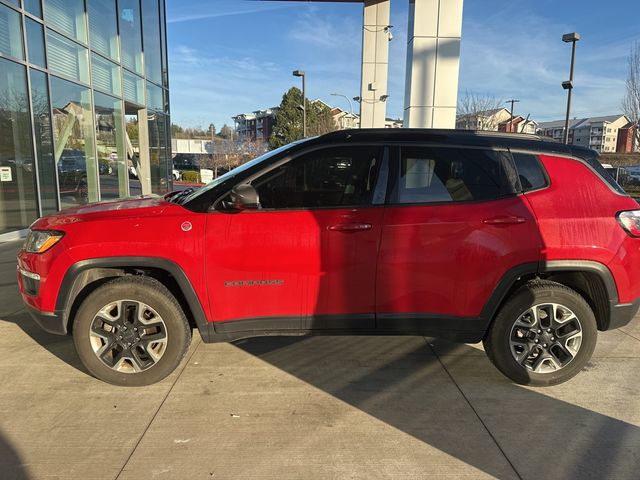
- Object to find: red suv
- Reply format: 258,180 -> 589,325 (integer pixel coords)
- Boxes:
17,129 -> 640,387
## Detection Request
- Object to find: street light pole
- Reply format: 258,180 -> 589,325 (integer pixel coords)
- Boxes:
562,32 -> 580,144
293,70 -> 306,138
330,93 -> 353,115
505,99 -> 520,132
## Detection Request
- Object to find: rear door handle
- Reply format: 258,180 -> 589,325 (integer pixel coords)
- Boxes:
328,223 -> 372,232
482,216 -> 527,225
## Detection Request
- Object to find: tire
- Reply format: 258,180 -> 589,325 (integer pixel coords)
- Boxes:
76,177 -> 88,203
483,280 -> 597,387
72,276 -> 191,386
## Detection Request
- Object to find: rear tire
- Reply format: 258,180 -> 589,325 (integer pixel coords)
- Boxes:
483,280 -> 597,386
72,276 -> 191,386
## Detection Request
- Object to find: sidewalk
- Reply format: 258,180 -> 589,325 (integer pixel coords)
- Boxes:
1,243 -> 640,479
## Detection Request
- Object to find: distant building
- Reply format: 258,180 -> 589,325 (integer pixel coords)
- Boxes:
232,108 -> 278,142
456,108 -> 537,134
384,118 -> 403,128
537,115 -> 634,153
331,107 -> 360,129
171,139 -> 214,155
497,116 -> 538,134
456,108 -> 512,131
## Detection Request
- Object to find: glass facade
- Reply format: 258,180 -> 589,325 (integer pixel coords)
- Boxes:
0,0 -> 171,237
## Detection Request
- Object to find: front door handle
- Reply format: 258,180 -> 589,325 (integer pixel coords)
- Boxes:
482,216 -> 527,225
328,223 -> 372,232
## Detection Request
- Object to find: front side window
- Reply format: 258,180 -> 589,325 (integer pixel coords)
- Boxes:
391,147 -> 516,204
251,146 -> 382,209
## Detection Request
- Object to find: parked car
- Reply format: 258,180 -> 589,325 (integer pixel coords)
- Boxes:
57,149 -> 88,203
17,129 -> 640,387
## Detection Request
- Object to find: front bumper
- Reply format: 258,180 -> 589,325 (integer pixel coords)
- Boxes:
25,304 -> 67,335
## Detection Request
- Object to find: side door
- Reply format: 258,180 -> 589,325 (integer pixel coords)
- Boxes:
205,144 -> 386,332
376,145 -> 542,331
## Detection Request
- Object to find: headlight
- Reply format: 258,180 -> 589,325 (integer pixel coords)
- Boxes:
24,230 -> 65,253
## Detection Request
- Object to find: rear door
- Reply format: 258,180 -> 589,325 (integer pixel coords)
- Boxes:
376,145 -> 542,329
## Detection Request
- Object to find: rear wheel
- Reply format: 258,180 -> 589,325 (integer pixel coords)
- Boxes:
73,276 -> 191,386
483,280 -> 597,386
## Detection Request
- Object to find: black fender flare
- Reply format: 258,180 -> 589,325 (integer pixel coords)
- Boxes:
55,257 -> 212,340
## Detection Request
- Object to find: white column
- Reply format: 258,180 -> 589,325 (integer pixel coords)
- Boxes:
403,0 -> 464,128
359,0 -> 390,128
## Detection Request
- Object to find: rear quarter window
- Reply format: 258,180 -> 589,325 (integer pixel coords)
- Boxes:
511,152 -> 548,192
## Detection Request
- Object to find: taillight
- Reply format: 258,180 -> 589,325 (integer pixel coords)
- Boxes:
617,210 -> 640,237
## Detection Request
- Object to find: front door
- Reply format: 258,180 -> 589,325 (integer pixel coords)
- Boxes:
205,145 -> 385,332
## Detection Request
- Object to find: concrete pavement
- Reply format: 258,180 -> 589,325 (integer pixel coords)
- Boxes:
1,239 -> 640,479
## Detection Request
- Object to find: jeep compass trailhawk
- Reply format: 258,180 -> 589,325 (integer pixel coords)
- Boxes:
17,129 -> 640,386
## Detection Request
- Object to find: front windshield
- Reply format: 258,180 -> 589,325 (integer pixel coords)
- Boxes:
179,140 -> 308,204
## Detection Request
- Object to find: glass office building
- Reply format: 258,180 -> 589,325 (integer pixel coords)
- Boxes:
0,0 -> 171,238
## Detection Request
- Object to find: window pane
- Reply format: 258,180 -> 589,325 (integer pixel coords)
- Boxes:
123,70 -> 144,104
46,29 -> 89,83
392,148 -> 516,204
512,153 -> 548,192
146,81 -> 162,111
30,69 -> 58,214
26,17 -> 46,67
159,0 -> 168,88
44,0 -> 86,43
0,4 -> 24,60
24,0 -> 43,18
88,0 -> 118,60
95,92 -> 127,200
119,0 -> 143,75
0,59 -> 38,234
252,147 -> 382,209
142,0 -> 162,84
50,75 -> 98,208
148,112 -> 168,194
91,54 -> 121,96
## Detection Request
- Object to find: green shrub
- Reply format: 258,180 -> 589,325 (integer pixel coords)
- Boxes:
181,170 -> 200,183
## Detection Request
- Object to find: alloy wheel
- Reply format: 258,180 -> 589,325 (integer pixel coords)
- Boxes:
89,300 -> 168,373
509,303 -> 583,374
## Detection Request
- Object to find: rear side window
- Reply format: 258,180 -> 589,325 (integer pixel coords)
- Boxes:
512,152 -> 548,192
390,147 -> 516,204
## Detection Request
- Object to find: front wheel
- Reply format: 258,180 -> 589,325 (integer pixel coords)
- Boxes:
483,280 -> 598,386
72,276 -> 191,386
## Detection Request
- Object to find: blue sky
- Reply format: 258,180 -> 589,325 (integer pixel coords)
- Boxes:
166,0 -> 640,129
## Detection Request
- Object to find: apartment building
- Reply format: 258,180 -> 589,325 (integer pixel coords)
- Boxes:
232,108 -> 278,142
456,108 -> 537,134
538,115 -> 634,153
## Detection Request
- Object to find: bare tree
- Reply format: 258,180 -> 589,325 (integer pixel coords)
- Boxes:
456,90 -> 504,130
622,42 -> 640,150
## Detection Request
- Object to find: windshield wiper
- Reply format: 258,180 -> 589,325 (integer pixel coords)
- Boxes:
169,187 -> 195,204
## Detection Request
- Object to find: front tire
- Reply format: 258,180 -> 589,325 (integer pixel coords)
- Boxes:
483,280 -> 597,386
72,276 -> 191,386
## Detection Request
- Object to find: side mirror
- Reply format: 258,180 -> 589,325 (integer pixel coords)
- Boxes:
229,184 -> 260,210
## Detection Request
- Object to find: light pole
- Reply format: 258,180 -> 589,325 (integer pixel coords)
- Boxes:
505,99 -> 520,132
330,93 -> 353,115
293,70 -> 306,138
562,32 -> 580,144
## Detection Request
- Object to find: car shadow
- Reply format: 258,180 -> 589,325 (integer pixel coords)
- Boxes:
0,429 -> 30,480
236,334 -> 640,479
1,310 -> 87,376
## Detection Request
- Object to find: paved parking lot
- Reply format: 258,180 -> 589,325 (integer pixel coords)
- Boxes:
2,239 -> 640,479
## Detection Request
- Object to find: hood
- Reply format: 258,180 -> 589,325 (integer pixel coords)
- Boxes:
32,195 -> 178,230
